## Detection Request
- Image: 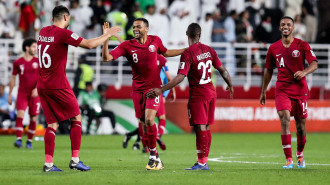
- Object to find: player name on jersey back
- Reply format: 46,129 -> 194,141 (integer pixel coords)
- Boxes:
38,35 -> 54,43
197,52 -> 211,61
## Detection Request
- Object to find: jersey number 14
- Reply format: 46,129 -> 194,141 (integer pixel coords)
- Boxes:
38,44 -> 51,68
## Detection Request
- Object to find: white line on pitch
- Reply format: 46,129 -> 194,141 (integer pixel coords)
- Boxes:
208,158 -> 330,166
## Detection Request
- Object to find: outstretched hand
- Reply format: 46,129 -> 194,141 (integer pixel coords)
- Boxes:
147,88 -> 163,99
103,22 -> 121,37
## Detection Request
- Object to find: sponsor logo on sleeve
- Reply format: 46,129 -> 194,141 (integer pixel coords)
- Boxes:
71,33 -> 79,40
179,62 -> 185,69
310,50 -> 316,57
292,50 -> 300,58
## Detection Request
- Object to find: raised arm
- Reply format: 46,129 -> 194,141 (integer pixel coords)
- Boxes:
79,25 -> 121,49
260,68 -> 273,105
7,75 -> 16,105
163,48 -> 187,57
102,23 -> 120,62
215,65 -> 234,99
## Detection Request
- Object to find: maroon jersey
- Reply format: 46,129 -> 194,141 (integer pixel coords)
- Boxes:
37,25 -> 83,89
265,38 -> 317,99
177,42 -> 222,98
110,35 -> 167,92
12,57 -> 39,93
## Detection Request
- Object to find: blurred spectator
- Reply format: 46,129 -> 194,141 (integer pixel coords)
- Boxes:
302,0 -> 317,43
285,0 -> 303,18
105,3 -> 128,40
199,13 -> 214,45
0,18 -> 16,38
73,55 -> 94,97
136,0 -> 155,14
0,84 -> 11,127
200,0 -> 218,20
168,0 -> 193,48
18,1 -> 37,38
223,10 -> 238,76
78,82 -> 118,134
212,10 -> 226,42
228,0 -> 245,15
125,2 -> 143,40
254,15 -> 272,43
86,0 -> 107,38
236,11 -> 253,43
224,10 -> 237,43
70,0 -> 93,38
245,0 -> 261,30
293,14 -> 306,40
155,0 -> 168,13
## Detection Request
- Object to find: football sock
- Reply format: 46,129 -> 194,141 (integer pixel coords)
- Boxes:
158,119 -> 166,137
70,121 -> 81,158
27,121 -> 36,142
297,134 -> 306,157
15,117 -> 23,140
138,122 -> 148,149
44,127 -> 56,163
281,134 -> 292,161
196,130 -> 209,164
206,130 -> 212,158
147,124 -> 158,158
72,157 -> 79,163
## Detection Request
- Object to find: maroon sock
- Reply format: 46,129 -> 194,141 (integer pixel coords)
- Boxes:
157,119 -> 166,137
70,121 -> 81,158
206,130 -> 212,158
147,124 -> 158,157
196,130 -> 209,164
281,134 -> 292,160
297,134 -> 306,155
27,121 -> 36,141
15,118 -> 23,140
44,127 -> 56,163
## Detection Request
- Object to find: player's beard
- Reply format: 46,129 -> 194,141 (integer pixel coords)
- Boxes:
28,50 -> 36,56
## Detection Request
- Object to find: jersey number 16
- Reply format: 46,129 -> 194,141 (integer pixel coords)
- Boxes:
38,44 -> 51,68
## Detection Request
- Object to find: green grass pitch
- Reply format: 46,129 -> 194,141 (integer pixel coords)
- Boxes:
1,133 -> 330,185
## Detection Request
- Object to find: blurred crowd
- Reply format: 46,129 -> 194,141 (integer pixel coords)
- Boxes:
1,0 -> 328,49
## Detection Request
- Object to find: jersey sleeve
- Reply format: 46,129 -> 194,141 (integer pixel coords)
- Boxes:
157,54 -> 167,67
110,42 -> 127,60
62,29 -> 83,47
177,52 -> 191,76
265,46 -> 276,69
302,41 -> 318,64
12,61 -> 19,75
156,36 -> 167,54
210,48 -> 222,68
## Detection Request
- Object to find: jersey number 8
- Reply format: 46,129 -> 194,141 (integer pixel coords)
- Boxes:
38,44 -> 51,68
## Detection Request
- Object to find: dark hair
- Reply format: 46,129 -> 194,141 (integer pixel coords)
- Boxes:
22,38 -> 36,52
280,16 -> 294,25
52,5 -> 70,20
86,82 -> 93,86
186,23 -> 201,39
229,10 -> 237,16
97,84 -> 108,92
134,18 -> 149,27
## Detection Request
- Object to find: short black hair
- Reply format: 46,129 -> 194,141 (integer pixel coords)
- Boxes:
280,16 -> 294,25
186,23 -> 201,39
86,82 -> 93,86
22,38 -> 36,52
97,84 -> 108,92
134,18 -> 149,27
52,5 -> 70,20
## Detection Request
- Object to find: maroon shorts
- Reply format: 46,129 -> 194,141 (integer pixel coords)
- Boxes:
38,88 -> 80,124
156,97 -> 166,117
132,91 -> 163,119
275,95 -> 308,119
188,97 -> 216,126
16,91 -> 41,115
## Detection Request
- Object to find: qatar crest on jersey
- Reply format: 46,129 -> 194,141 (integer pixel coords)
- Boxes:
32,62 -> 38,69
149,45 -> 156,52
292,50 -> 300,58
